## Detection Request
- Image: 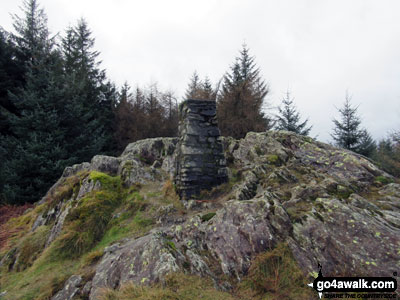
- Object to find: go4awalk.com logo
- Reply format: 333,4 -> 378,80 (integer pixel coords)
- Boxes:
307,265 -> 398,299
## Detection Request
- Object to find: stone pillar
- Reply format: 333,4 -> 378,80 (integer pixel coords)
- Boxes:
174,99 -> 228,199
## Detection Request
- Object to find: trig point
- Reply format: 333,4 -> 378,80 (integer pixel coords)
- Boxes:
174,99 -> 228,199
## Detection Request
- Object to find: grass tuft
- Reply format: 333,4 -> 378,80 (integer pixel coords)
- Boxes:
100,272 -> 235,300
238,242 -> 314,300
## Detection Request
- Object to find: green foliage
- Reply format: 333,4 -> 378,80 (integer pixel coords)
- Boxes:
331,93 -> 376,157
217,44 -> 273,139
275,90 -> 312,136
239,243 -> 313,300
0,6 -> 118,205
371,137 -> 400,177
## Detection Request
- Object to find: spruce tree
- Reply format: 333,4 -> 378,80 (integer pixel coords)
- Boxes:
217,44 -> 272,138
275,90 -> 312,136
0,29 -> 25,136
1,0 -> 72,204
331,94 -> 375,157
61,18 -> 116,159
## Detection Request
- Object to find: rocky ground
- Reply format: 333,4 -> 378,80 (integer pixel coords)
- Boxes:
0,131 -> 399,300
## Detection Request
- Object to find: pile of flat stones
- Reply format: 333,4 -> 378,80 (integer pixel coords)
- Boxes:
174,99 -> 228,199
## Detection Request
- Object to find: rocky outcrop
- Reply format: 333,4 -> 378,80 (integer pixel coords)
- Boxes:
2,131 -> 399,299
51,275 -> 82,300
174,100 -> 228,199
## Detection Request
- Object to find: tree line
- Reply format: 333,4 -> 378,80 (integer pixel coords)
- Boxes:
1,0 -> 399,205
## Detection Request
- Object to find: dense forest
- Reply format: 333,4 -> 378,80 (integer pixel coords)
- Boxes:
1,0 -> 399,205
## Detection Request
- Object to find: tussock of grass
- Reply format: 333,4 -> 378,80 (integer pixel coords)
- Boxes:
46,172 -> 88,208
83,248 -> 104,266
100,273 -> 236,300
54,188 -> 122,257
13,225 -> 50,272
0,246 -> 79,300
238,243 -> 314,300
50,172 -> 123,257
161,180 -> 185,212
0,203 -> 47,255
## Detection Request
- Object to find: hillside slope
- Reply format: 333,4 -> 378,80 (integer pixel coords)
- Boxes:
0,131 -> 399,299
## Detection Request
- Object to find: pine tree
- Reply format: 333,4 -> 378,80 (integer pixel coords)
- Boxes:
275,90 -> 312,136
217,44 -> 272,138
331,93 -> 375,157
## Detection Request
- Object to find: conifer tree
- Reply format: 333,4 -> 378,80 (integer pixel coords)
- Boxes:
184,71 -> 203,100
275,90 -> 312,136
217,44 -> 272,138
331,93 -> 375,157
61,18 -> 116,158
113,82 -> 136,152
0,29 -> 24,201
161,90 -> 178,136
0,29 -> 25,136
1,0 -> 71,204
184,72 -> 217,101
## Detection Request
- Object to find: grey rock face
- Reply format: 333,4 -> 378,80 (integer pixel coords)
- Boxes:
62,162 -> 91,178
89,197 -> 288,297
91,155 -> 120,175
175,100 -> 228,199
51,275 -> 82,300
121,137 -> 178,165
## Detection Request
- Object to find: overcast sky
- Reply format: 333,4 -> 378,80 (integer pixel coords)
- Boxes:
1,0 -> 400,142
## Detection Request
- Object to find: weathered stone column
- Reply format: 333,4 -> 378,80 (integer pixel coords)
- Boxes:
174,99 -> 228,199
